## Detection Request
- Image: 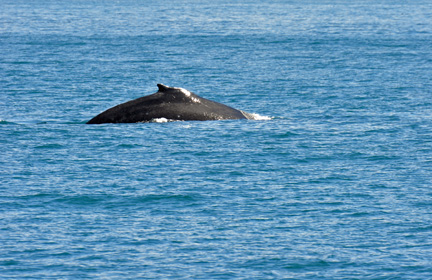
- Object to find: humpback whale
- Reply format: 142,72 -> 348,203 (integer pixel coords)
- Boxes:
87,84 -> 255,124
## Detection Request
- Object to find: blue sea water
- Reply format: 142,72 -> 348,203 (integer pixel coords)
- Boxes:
1,0 -> 432,279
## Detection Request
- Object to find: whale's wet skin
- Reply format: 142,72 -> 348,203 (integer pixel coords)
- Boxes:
87,84 -> 256,124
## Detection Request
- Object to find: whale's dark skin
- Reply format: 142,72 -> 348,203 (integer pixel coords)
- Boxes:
86,84 -> 254,124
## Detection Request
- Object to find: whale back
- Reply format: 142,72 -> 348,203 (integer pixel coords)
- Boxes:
86,84 -> 249,124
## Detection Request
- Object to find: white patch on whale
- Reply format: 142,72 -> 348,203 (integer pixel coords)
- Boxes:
173,87 -> 201,103
178,88 -> 191,96
191,97 -> 201,103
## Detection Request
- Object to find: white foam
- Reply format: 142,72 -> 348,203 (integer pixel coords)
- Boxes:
249,113 -> 272,121
150,117 -> 169,123
240,111 -> 272,120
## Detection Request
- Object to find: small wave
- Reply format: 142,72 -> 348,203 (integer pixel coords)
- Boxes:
133,194 -> 198,203
0,119 -> 60,125
53,195 -> 107,206
0,119 -> 17,125
34,143 -> 64,149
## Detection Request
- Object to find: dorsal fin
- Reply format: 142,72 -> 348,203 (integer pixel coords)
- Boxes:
157,84 -> 170,92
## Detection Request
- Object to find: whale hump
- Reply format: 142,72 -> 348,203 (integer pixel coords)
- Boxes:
157,84 -> 170,92
86,83 -> 257,124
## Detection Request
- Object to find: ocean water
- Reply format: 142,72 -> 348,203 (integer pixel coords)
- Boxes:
1,0 -> 432,279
